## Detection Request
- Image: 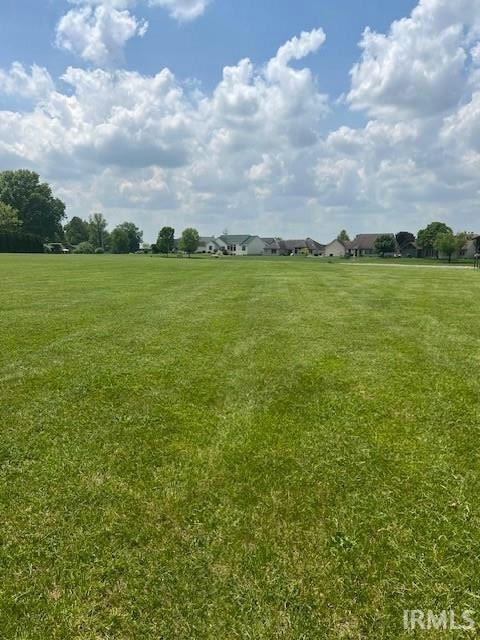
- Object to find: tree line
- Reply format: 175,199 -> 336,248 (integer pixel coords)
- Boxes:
0,169 -> 473,260
0,169 -> 202,255
64,214 -> 143,254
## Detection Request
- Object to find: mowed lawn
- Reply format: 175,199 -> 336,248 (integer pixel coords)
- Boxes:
2,254 -> 480,639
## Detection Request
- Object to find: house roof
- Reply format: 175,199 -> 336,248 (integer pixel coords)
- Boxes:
306,237 -> 325,251
262,237 -> 281,250
218,235 -> 261,246
282,239 -> 308,250
349,234 -> 394,250
198,236 -> 219,247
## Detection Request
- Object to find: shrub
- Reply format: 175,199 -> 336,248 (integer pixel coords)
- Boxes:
0,231 -> 44,253
95,247 -> 105,254
74,241 -> 95,254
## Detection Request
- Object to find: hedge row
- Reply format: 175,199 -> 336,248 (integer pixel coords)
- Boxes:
0,232 -> 45,253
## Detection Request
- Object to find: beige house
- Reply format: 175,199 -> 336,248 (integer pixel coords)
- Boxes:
438,237 -> 478,260
323,239 -> 348,257
456,238 -> 477,259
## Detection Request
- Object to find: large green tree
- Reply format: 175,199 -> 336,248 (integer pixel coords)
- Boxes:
0,202 -> 22,232
110,227 -> 130,254
64,216 -> 89,245
88,213 -> 109,249
118,222 -> 143,253
417,222 -> 453,257
157,226 -> 175,255
179,228 -> 200,257
375,234 -> 396,257
0,170 -> 65,240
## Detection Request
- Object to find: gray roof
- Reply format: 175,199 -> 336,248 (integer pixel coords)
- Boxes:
279,238 -> 324,252
282,239 -> 308,250
262,237 -> 281,250
305,237 -> 325,252
198,236 -> 219,247
349,234 -> 394,250
219,235 -> 261,246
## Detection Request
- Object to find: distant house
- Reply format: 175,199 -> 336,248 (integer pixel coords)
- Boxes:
279,239 -> 307,255
457,238 -> 477,259
262,238 -> 282,256
305,238 -> 325,256
437,237 -> 478,260
279,238 -> 324,256
196,237 -> 220,253
348,234 -> 396,257
215,235 -> 266,256
323,238 -> 348,257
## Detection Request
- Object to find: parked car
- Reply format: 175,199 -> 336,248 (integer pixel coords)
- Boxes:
46,243 -> 70,254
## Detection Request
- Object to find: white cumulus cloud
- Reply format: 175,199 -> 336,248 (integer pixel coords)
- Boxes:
0,63 -> 54,100
56,0 -> 211,66
150,0 -> 212,22
56,3 -> 148,66
348,0 -> 480,119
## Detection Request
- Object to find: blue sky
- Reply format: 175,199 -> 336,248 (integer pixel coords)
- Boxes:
0,0 -> 479,241
0,1 -> 416,94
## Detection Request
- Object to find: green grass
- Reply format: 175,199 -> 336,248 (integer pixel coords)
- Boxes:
348,256 -> 475,266
2,253 -> 480,639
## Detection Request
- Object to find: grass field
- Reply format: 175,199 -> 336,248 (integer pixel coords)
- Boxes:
2,254 -> 480,639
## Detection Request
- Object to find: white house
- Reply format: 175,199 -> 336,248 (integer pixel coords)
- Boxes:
196,237 -> 220,253
215,235 -> 267,256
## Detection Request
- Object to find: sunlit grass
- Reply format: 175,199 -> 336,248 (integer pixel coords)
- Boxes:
1,254 -> 480,638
